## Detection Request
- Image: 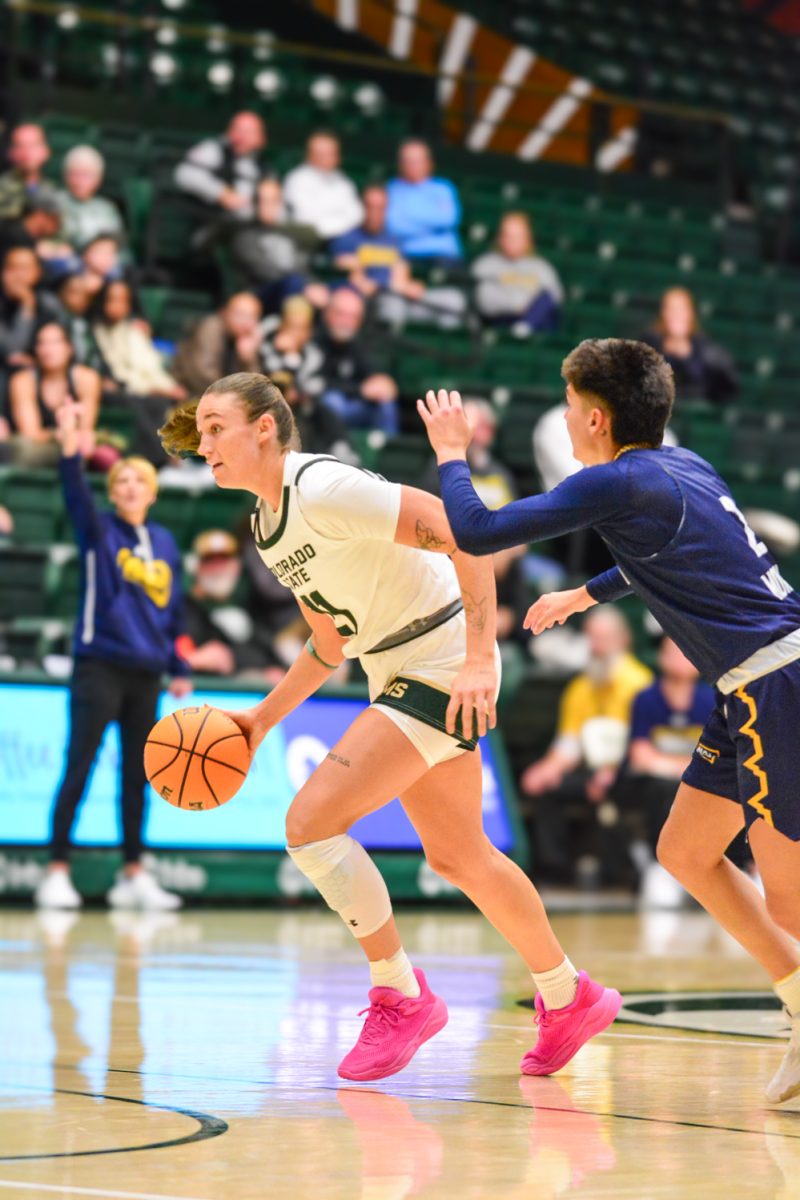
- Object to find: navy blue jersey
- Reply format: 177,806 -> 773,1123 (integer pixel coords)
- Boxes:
439,446 -> 800,683
61,454 -> 188,677
630,681 -> 715,753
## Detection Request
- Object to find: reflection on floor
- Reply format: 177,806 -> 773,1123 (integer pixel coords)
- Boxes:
0,907 -> 797,1200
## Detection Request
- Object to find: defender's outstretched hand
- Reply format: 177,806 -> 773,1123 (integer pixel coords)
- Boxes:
524,585 -> 596,635
417,388 -> 472,462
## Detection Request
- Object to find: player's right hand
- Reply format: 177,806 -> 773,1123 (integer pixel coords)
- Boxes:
220,705 -> 269,757
524,586 -> 596,635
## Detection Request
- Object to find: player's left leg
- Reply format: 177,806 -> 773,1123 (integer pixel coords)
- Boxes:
399,747 -> 621,1076
747,819 -> 800,1104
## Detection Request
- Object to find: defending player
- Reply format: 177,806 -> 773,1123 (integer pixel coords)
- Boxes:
418,340 -> 800,1104
159,372 -> 622,1083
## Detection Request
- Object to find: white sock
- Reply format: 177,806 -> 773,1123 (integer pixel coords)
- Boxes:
532,956 -> 579,1011
369,948 -> 420,998
775,965 -> 800,1018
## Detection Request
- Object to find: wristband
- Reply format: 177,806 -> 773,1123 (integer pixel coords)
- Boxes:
306,638 -> 338,671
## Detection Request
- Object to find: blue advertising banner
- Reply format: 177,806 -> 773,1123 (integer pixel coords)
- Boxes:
0,683 -> 515,853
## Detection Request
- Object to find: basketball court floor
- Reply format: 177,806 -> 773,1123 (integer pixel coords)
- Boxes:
1,905 -> 798,1200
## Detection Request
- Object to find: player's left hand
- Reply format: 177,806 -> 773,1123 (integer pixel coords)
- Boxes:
447,658 -> 497,741
417,388 -> 473,462
168,676 -> 193,698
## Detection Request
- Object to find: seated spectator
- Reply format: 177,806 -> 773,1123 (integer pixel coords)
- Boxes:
609,638 -> 714,899
80,234 -> 128,299
331,184 -> 465,328
174,111 -> 270,232
91,280 -> 186,401
642,287 -> 738,405
519,606 -> 652,884
385,140 -> 462,262
0,503 -> 12,541
270,368 -> 353,462
173,292 -> 264,396
0,195 -> 64,260
283,131 -> 364,242
56,145 -> 125,250
0,123 -> 58,220
228,177 -> 324,313
422,398 -> 526,642
260,296 -> 324,396
472,212 -> 563,333
316,288 -> 399,434
6,321 -> 100,463
0,246 -> 62,402
177,529 -> 286,681
57,272 -> 104,370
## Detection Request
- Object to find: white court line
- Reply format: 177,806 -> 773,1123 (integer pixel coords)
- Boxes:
484,1021 -> 780,1050
0,1183 -> 209,1200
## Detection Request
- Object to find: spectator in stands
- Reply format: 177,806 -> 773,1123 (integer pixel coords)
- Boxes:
228,177 -> 324,313
0,246 -> 62,404
332,184 -> 465,328
174,111 -> 270,234
422,398 -> 526,642
0,504 -> 12,540
79,234 -> 128,299
385,140 -> 462,262
610,637 -> 715,900
56,145 -> 125,250
35,399 -> 189,912
177,529 -> 285,680
642,287 -> 738,405
0,123 -> 58,219
316,287 -> 399,434
519,606 -> 652,883
6,321 -> 101,463
91,280 -> 186,401
472,212 -> 563,333
0,195 -> 64,260
270,367 -> 353,462
283,131 -> 364,243
172,291 -> 263,396
260,296 -> 324,396
57,273 -> 103,370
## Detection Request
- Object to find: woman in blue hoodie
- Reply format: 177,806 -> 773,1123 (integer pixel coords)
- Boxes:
35,398 -> 191,911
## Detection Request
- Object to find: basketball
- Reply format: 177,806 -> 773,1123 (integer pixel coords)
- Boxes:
144,705 -> 251,810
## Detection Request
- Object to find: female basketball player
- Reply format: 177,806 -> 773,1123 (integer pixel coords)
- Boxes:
160,372 -> 621,1082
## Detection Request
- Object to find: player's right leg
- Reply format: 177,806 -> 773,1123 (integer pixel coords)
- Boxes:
284,706 -> 448,1081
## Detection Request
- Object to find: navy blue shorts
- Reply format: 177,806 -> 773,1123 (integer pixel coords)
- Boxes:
682,661 -> 800,841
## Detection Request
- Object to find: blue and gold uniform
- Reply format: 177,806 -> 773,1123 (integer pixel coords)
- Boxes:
439,445 -> 800,839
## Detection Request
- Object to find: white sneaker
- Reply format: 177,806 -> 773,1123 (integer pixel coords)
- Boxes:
640,861 -> 686,909
35,868 -> 82,909
766,1011 -> 800,1104
107,870 -> 182,911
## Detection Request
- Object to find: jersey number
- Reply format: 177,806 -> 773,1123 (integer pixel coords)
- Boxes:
719,496 -> 793,600
300,590 -> 359,637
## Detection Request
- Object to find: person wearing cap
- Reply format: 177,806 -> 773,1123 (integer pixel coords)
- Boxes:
178,528 -> 286,679
35,398 -> 191,913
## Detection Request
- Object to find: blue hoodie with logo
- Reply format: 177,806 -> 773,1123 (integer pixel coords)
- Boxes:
60,453 -> 189,677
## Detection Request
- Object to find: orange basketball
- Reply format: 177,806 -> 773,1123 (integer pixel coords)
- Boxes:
144,705 -> 251,810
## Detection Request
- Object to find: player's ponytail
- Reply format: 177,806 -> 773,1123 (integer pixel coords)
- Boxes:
158,372 -> 301,457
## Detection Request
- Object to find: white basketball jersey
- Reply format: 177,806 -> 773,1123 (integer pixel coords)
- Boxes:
251,452 -> 460,659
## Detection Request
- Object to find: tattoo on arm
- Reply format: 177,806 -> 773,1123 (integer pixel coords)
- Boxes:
327,752 -> 351,768
462,589 -> 488,634
415,518 -> 449,552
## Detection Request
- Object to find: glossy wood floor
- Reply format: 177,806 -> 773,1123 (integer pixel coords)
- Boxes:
1,905 -> 799,1200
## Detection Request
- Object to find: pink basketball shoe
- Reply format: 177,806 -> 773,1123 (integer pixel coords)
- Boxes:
521,970 -> 621,1076
338,968 -> 448,1082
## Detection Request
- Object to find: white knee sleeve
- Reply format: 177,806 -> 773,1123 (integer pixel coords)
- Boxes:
286,834 -> 393,938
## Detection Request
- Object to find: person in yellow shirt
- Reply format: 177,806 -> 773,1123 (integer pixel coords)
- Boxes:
520,606 -> 652,883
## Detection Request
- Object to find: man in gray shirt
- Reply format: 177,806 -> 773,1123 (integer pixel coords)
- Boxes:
174,111 -> 271,241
